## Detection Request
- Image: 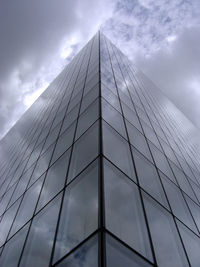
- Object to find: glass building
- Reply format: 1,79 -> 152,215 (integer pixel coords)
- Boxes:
0,32 -> 200,266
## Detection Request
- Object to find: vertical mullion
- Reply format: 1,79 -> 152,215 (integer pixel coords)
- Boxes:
98,31 -> 106,267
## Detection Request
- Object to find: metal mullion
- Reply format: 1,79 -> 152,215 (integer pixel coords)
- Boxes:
98,31 -> 106,267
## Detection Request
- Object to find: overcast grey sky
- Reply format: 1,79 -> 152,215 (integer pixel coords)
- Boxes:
0,0 -> 200,139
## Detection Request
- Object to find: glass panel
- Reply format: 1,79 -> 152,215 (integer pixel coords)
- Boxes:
60,105 -> 78,135
0,223 -> 29,267
106,234 -> 153,267
36,150 -> 70,211
133,149 -> 169,208
127,121 -> 153,162
122,103 -> 142,132
0,185 -> 15,216
103,121 -> 136,181
104,159 -> 152,261
76,98 -> 99,140
8,164 -> 35,208
101,85 -> 121,112
9,177 -> 44,238
140,119 -> 161,150
51,121 -> 76,164
149,142 -> 176,184
170,162 -> 197,201
53,159 -> 98,263
185,195 -> 200,232
161,175 -> 198,234
178,220 -> 200,267
80,83 -> 99,113
67,121 -> 99,183
143,193 -> 189,267
0,199 -> 20,247
56,235 -> 98,267
19,195 -> 61,267
102,99 -> 127,138
30,145 -> 54,186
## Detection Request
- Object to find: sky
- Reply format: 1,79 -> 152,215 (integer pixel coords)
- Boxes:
0,0 -> 200,140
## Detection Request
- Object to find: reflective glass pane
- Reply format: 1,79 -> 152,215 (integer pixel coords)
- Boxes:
51,121 -> 76,164
80,83 -> 99,113
134,149 -> 169,209
37,149 -> 70,211
122,103 -> 142,132
143,193 -> 189,267
67,121 -> 99,183
0,199 -> 20,247
0,223 -> 29,267
170,162 -> 197,201
104,159 -> 152,261
54,160 -> 98,263
184,195 -> 200,232
101,85 -> 121,112
30,145 -> 54,186
162,175 -> 198,234
0,186 -> 15,216
8,164 -> 35,208
19,195 -> 61,267
56,235 -> 98,267
127,120 -> 152,162
76,98 -> 99,140
102,99 -> 127,138
9,177 -> 44,238
106,234 -> 153,267
103,121 -> 136,181
149,143 -> 176,184
178,220 -> 200,267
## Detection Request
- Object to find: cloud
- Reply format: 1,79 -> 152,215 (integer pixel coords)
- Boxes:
0,0 -> 114,139
1,0 -> 200,143
135,26 -> 200,130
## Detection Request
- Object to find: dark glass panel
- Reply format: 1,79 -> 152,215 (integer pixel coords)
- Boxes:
143,193 -> 189,267
51,121 -> 76,164
55,235 -> 98,267
53,160 -> 98,263
0,223 -> 29,267
134,149 -> 169,208
8,164 -> 35,208
9,177 -> 44,238
30,145 -> 54,186
19,195 -> 61,267
76,98 -> 99,140
149,142 -> 176,184
104,159 -> 152,261
106,234 -> 153,267
162,175 -> 198,234
37,149 -> 70,211
103,121 -> 136,181
67,121 -> 99,183
178,220 -> 200,267
0,199 -> 20,247
102,99 -> 127,138
126,120 -> 153,162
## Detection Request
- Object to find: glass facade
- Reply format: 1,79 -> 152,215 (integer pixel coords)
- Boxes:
0,31 -> 200,266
